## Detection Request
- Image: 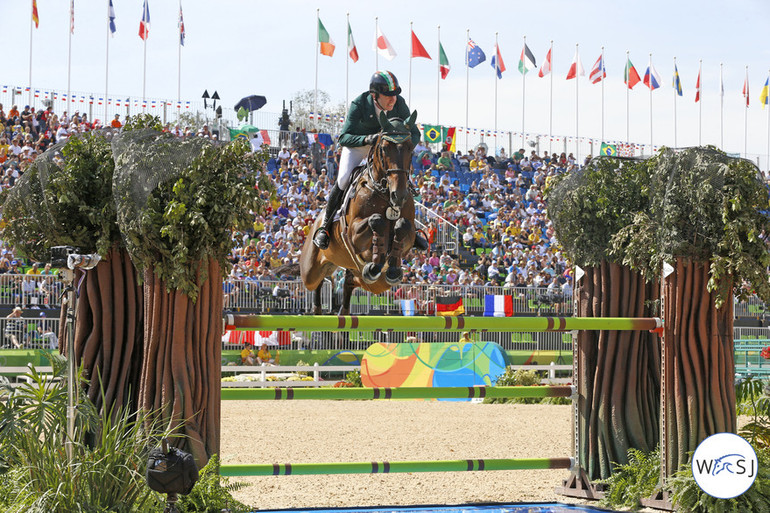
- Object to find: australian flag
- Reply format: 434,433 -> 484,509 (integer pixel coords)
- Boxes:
466,39 -> 486,68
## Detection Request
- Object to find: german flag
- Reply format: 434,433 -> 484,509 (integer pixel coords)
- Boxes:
436,295 -> 464,317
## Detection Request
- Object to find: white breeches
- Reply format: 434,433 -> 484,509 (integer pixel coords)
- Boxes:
337,145 -> 371,190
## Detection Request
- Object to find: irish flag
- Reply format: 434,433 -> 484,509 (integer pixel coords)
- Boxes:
318,17 -> 335,57
484,295 -> 514,317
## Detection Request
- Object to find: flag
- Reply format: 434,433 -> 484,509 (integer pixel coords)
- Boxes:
743,69 -> 750,107
673,64 -> 683,96
484,295 -> 513,317
466,39 -> 485,68
566,48 -> 584,80
490,43 -> 505,78
347,21 -> 358,63
374,25 -> 396,61
624,57 -> 641,89
643,63 -> 662,90
761,76 -> 769,109
538,47 -> 551,77
423,124 -> 445,143
695,67 -> 701,102
70,0 -> 75,33
318,17 -> 335,57
178,4 -> 185,46
589,54 -> 606,84
138,0 -> 150,40
600,143 -> 617,156
260,130 -> 272,146
439,41 -> 450,79
108,0 -> 116,34
446,127 -> 456,153
32,0 -> 39,28
228,127 -> 251,140
518,42 -> 536,74
436,295 -> 464,317
401,300 -> 416,317
411,30 -> 431,59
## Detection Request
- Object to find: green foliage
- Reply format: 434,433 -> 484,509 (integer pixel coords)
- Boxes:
0,356 -> 172,512
123,113 -> 164,132
343,368 -> 362,387
176,454 -> 249,513
598,446 -> 661,511
737,376 -> 770,449
1,132 -> 120,262
668,446 -> 770,513
484,368 -> 541,404
115,131 -> 272,300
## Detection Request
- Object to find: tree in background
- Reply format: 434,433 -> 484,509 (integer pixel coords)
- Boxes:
290,89 -> 346,133
1,133 -> 144,417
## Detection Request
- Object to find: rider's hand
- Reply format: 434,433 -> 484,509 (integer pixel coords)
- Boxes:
363,134 -> 378,146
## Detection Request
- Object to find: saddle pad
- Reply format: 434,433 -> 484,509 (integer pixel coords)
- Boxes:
334,165 -> 366,222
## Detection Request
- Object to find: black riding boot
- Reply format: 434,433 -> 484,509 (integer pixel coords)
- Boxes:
313,184 -> 344,250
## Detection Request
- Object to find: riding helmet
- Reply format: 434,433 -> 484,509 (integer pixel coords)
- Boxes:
369,71 -> 402,97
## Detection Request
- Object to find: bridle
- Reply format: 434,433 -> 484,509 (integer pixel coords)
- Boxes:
363,133 -> 414,202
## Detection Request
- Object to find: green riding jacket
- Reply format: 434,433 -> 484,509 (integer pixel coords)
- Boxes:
338,91 -> 421,148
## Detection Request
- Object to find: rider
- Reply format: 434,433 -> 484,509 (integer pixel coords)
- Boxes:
313,71 -> 421,250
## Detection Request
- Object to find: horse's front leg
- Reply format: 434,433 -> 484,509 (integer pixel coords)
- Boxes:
360,213 -> 389,284
339,269 -> 356,315
384,217 -> 412,285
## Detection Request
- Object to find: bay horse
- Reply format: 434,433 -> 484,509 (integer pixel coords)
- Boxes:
300,111 -> 418,314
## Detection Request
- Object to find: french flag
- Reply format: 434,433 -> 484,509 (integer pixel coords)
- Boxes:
484,295 -> 514,317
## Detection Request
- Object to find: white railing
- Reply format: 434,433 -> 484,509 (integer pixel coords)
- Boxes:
0,316 -> 59,350
414,202 -> 460,253
225,278 -> 332,313
0,273 -> 64,309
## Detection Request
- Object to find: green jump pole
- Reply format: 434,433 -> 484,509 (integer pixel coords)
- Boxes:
224,314 -> 662,333
221,385 -> 574,401
220,457 -> 574,477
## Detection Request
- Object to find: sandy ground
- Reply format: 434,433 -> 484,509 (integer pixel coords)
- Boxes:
220,400 -> 602,511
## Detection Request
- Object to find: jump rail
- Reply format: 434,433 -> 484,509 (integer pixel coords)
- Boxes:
224,314 -> 663,333
220,457 -> 574,477
221,385 -> 575,401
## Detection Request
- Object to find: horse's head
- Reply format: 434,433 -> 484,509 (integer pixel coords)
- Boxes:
371,110 -> 417,208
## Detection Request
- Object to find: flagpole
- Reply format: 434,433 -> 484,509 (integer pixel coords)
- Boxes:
549,40 -> 553,155
698,59 -> 702,146
494,32 -> 498,157
177,0 -> 182,120
767,70 -> 769,172
649,53 -> 653,154
375,17 -> 379,71
67,0 -> 73,116
105,0 -> 111,123
522,36 -> 527,150
436,25 -> 440,126
28,0 -> 34,108
625,50 -> 629,145
673,56 -> 677,148
575,43 -> 579,162
600,46 -> 604,144
465,29 -> 469,153
346,13 -> 350,110
314,9 -> 319,130
408,22 -> 413,106
720,62 -> 724,149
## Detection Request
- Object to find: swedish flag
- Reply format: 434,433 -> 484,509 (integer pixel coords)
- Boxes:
600,143 -> 617,156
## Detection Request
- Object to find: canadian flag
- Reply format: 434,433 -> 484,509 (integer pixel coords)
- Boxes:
374,25 -> 396,61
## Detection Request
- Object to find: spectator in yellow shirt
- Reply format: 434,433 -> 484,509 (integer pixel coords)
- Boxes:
257,343 -> 275,365
240,344 -> 255,365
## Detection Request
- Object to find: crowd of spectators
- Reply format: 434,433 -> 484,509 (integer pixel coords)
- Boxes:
0,101 -> 576,303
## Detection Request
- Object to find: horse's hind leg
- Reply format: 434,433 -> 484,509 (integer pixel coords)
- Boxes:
339,269 -> 356,316
385,217 -> 411,285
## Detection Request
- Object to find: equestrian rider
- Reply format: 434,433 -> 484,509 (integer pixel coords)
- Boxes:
313,71 -> 422,250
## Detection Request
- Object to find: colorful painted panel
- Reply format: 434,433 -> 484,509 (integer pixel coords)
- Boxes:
361,342 -> 509,395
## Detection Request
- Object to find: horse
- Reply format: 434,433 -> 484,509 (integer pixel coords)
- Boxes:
300,111 -> 418,315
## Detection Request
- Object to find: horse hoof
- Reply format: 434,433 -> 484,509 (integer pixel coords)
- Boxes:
385,267 -> 403,285
362,263 -> 381,284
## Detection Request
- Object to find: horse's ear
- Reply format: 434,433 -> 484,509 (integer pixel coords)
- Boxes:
378,111 -> 395,132
405,110 -> 418,128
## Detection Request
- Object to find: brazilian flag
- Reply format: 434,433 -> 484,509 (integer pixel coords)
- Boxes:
600,143 -> 617,156
423,124 -> 446,144
229,128 -> 250,140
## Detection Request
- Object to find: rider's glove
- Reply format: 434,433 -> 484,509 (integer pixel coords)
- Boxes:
363,134 -> 378,146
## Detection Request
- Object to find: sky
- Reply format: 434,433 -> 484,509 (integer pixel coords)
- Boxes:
3,0 -> 770,165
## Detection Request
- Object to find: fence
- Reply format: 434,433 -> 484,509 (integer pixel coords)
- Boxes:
414,202 -> 460,253
0,273 -> 64,309
0,316 -> 59,350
